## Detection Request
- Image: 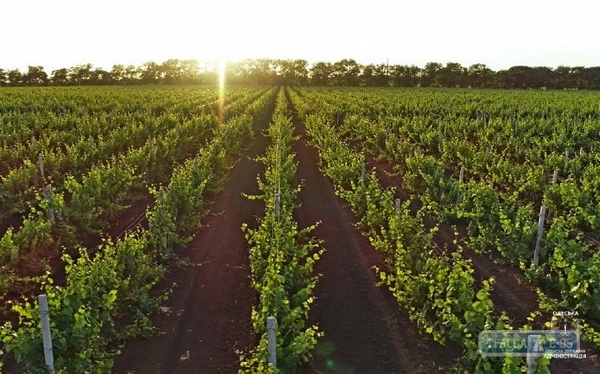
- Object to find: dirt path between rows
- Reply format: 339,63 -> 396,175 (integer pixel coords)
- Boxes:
112,101 -> 274,373
288,92 -> 460,374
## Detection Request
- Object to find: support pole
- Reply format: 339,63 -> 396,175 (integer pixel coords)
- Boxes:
39,153 -> 45,178
457,166 -> 465,204
526,334 -> 542,374
267,316 -> 277,368
361,163 -> 366,186
533,206 -> 547,267
275,193 -> 280,220
44,184 -> 55,225
395,198 -> 401,216
38,294 -> 56,374
159,189 -> 167,252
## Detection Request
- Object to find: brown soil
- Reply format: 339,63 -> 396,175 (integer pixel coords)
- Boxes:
0,211 -> 24,239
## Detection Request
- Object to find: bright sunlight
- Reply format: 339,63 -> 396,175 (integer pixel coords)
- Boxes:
217,59 -> 227,122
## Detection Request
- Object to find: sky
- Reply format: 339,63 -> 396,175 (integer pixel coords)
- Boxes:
1,0 -> 599,72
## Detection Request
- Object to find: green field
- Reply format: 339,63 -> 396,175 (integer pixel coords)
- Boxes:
1,86 -> 599,373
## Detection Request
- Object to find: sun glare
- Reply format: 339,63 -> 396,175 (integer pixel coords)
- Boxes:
217,59 -> 226,123
218,59 -> 227,90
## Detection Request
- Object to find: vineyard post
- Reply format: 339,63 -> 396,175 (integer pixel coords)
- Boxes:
44,184 -> 55,225
526,334 -> 542,374
361,163 -> 366,186
275,193 -> 280,220
162,236 -> 168,254
39,153 -> 44,178
564,150 -> 569,167
159,189 -> 167,252
267,316 -> 277,368
547,169 -> 559,222
395,198 -> 401,216
457,166 -> 465,204
38,294 -> 56,374
533,206 -> 547,267
31,136 -> 36,147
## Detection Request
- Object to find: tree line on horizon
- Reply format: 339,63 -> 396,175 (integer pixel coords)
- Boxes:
1,58 -> 600,89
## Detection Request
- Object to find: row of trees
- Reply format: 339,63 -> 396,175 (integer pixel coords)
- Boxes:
0,59 -> 215,87
1,58 -> 600,89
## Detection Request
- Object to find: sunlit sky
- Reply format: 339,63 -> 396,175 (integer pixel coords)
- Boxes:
1,0 -> 599,72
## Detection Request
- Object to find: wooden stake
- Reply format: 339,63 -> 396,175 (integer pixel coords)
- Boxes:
457,166 -> 465,204
39,153 -> 45,178
44,184 -> 55,225
267,316 -> 277,368
38,294 -> 56,374
526,334 -> 543,374
533,206 -> 547,267
361,163 -> 366,185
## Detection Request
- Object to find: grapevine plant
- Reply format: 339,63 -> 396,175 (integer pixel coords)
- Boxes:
240,90 -> 323,373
